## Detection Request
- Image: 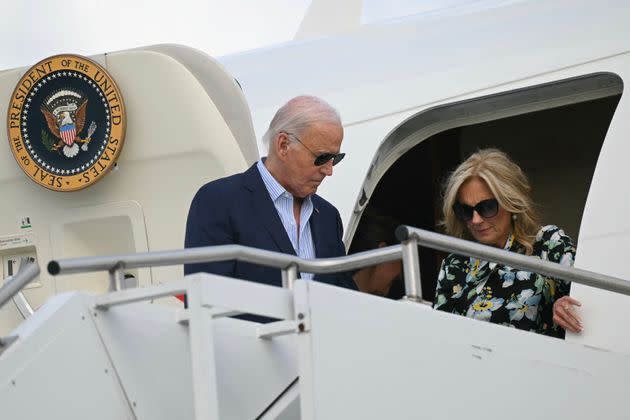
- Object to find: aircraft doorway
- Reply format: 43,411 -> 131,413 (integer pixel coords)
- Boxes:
350,73 -> 622,302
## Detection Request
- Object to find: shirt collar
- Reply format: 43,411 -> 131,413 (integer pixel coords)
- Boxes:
257,158 -> 286,201
256,159 -> 312,206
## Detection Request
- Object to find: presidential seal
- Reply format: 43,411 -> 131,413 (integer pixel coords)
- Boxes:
7,54 -> 126,191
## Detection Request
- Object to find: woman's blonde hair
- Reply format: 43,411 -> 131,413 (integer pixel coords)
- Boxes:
441,148 -> 540,254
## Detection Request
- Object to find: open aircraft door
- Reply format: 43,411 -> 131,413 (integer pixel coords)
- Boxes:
0,44 -> 259,334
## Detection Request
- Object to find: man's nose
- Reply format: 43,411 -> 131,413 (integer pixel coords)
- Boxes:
320,160 -> 333,176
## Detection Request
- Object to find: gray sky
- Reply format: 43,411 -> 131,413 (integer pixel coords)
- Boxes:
0,0 -> 310,70
1,0 -> 484,71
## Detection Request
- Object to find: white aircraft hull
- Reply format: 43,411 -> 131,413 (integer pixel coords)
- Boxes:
0,0 -> 630,417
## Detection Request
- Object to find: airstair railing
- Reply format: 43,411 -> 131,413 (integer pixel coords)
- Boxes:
396,225 -> 630,297
46,225 -> 630,301
12,291 -> 34,318
0,262 -> 40,311
47,244 -> 403,291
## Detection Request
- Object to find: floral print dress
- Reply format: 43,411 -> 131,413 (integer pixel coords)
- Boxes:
434,225 -> 575,338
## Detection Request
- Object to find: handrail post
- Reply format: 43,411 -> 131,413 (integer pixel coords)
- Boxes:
282,264 -> 298,290
108,265 -> 125,292
401,237 -> 422,302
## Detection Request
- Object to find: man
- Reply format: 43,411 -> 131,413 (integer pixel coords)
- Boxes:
184,95 -> 356,291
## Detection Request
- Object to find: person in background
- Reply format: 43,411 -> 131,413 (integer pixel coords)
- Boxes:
184,95 -> 357,293
434,148 -> 582,338
348,207 -> 404,298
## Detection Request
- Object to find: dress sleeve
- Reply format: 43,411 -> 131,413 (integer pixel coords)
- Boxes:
434,258 -> 449,308
433,254 -> 463,313
535,225 -> 576,337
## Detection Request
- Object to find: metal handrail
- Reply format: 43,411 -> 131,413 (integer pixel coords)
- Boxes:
46,225 -> 630,299
0,263 -> 40,310
13,292 -> 34,318
48,244 -> 403,290
396,225 -> 630,296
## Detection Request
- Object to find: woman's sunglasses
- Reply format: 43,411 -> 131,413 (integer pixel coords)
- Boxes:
453,198 -> 499,221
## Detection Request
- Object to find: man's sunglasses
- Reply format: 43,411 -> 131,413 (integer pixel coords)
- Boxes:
283,132 -> 346,166
453,198 -> 499,221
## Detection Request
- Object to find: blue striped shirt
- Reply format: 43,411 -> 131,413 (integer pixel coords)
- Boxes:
257,159 -> 315,279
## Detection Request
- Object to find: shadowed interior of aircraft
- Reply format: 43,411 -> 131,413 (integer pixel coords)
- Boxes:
352,86 -> 622,301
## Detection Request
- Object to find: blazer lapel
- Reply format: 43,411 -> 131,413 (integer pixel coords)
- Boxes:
309,200 -> 323,258
243,164 -> 296,256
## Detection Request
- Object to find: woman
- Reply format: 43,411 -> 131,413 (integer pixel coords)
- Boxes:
434,149 -> 582,338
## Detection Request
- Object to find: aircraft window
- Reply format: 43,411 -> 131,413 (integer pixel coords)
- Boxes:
349,73 -> 623,301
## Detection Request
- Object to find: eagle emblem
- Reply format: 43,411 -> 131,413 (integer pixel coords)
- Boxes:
8,54 -> 126,192
40,89 -> 97,158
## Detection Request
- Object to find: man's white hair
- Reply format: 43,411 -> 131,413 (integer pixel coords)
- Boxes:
262,95 -> 341,152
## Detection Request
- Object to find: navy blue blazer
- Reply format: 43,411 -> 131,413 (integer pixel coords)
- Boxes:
184,163 -> 357,290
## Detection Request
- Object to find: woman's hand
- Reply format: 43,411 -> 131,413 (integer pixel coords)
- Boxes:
553,296 -> 582,333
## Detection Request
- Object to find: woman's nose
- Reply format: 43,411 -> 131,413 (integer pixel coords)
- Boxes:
471,210 -> 484,224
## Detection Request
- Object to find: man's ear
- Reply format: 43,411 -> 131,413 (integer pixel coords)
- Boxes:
276,132 -> 291,159
377,241 -> 388,249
